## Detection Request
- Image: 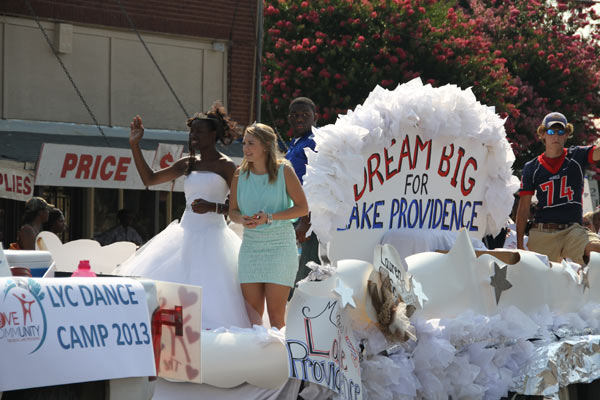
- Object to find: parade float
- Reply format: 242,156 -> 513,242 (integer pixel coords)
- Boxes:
2,79 -> 600,399
287,78 -> 600,399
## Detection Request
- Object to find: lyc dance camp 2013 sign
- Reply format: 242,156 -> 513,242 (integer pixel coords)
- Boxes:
0,277 -> 155,391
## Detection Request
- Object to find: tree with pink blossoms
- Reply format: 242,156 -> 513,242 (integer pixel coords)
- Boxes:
261,0 -> 600,167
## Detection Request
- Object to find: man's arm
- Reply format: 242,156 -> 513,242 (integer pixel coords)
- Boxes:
295,214 -> 311,243
18,225 -> 37,250
516,194 -> 532,250
592,145 -> 600,162
130,228 -> 143,246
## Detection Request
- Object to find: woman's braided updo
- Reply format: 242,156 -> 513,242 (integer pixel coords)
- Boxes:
185,101 -> 238,175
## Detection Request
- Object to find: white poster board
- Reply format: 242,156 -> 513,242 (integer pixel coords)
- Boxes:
374,244 -> 423,309
286,291 -> 362,399
154,280 -> 202,383
584,171 -> 599,212
0,167 -> 35,201
303,79 -> 519,264
0,245 -> 11,277
0,277 -> 155,391
329,136 -> 488,263
151,143 -> 185,192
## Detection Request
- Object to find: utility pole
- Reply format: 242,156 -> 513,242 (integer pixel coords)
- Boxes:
255,0 -> 264,122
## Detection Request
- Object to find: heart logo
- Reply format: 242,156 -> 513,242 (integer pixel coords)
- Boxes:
186,364 -> 199,380
178,286 -> 198,307
185,325 -> 201,344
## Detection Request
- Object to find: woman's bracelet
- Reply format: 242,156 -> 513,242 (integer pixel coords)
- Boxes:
215,202 -> 219,214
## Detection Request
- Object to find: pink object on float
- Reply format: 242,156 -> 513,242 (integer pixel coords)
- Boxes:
71,260 -> 97,277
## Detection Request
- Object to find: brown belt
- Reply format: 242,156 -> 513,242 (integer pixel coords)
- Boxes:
532,222 -> 573,231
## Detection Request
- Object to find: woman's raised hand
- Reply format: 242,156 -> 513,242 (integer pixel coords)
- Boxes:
130,115 -> 145,146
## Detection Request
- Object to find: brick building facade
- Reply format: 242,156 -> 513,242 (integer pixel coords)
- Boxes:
0,0 -> 259,124
0,0 -> 259,245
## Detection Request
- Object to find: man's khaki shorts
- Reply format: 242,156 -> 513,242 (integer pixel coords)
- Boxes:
528,223 -> 600,265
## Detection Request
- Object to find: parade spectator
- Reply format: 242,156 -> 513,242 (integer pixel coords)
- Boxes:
503,195 -> 529,250
285,97 -> 321,284
593,209 -> 600,234
94,209 -> 143,246
482,227 -> 507,250
43,207 -> 67,238
0,209 -> 4,245
517,112 -> 600,265
119,101 -> 251,330
10,197 -> 53,250
229,123 -> 309,329
583,211 -> 595,232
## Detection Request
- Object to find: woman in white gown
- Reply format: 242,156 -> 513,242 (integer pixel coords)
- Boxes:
119,102 -> 250,329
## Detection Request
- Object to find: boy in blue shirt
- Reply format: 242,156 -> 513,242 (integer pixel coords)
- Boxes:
285,97 -> 320,282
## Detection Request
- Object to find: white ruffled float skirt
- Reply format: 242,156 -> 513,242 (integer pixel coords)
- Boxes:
117,209 -> 251,330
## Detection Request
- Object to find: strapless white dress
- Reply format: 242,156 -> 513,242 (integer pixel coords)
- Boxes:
118,171 -> 250,329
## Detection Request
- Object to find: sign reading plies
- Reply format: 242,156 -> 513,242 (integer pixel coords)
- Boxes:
0,167 -> 35,201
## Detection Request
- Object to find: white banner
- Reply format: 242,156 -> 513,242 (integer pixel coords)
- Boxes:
173,152 -> 189,193
286,292 -> 362,399
0,246 -> 10,277
303,79 -> 519,264
328,135 -> 489,263
35,143 -> 184,192
0,167 -> 35,201
585,171 -> 599,211
151,143 -> 185,192
0,277 -> 155,391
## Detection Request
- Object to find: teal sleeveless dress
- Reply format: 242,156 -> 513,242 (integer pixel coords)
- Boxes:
237,163 -> 299,287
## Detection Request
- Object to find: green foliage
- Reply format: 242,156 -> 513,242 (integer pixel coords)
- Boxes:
262,0 -> 600,167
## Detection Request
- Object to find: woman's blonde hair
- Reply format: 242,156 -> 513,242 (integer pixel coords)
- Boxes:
536,123 -> 574,140
240,123 -> 285,183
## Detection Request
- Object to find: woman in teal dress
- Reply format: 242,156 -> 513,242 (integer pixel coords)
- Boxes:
229,123 -> 309,329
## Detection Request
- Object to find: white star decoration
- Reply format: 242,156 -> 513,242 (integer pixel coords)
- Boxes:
582,268 -> 590,293
333,278 -> 356,309
409,276 -> 428,308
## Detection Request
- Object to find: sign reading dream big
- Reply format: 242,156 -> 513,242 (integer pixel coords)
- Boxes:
304,79 -> 519,263
348,134 -> 486,233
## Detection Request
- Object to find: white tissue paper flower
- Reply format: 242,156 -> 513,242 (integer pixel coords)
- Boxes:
304,77 -> 518,242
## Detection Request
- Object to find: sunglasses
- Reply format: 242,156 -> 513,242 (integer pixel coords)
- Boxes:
546,128 -> 565,136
